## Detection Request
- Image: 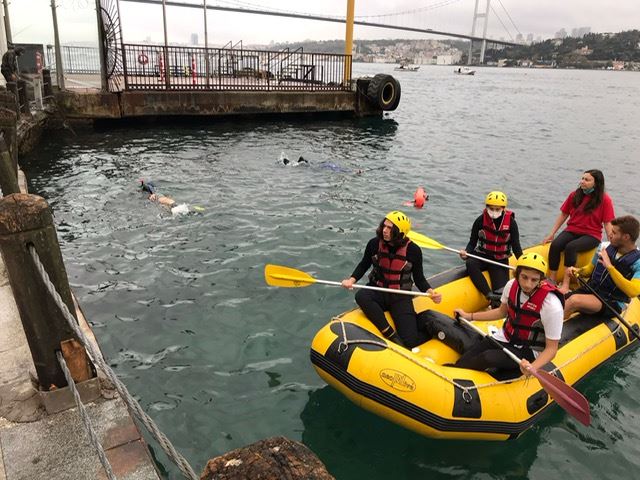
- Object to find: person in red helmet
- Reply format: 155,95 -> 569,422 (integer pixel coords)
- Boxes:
341,211 -> 442,348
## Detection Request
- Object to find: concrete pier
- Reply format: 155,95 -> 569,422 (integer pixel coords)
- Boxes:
55,82 -> 385,121
0,249 -> 161,480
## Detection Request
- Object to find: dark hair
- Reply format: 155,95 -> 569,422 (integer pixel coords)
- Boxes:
515,266 -> 543,283
573,169 -> 605,212
612,215 -> 640,242
376,219 -> 407,247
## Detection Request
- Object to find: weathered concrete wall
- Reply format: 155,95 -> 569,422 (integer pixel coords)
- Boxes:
121,90 -> 356,117
55,88 -> 383,120
56,91 -> 122,119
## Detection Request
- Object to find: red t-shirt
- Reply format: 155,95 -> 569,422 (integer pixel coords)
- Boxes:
561,191 -> 615,240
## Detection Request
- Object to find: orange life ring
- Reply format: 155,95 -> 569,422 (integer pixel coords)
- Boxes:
137,52 -> 149,65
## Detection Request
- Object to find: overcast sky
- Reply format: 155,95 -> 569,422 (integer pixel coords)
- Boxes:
8,0 -> 640,47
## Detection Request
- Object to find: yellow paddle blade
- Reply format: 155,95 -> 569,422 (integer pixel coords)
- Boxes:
264,264 -> 318,288
407,231 -> 445,250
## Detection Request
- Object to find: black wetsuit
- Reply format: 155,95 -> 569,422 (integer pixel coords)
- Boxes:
1,49 -> 19,83
350,237 -> 431,348
141,181 -> 156,195
465,214 -> 523,297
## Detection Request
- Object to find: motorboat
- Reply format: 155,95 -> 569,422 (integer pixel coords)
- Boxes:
454,66 -> 476,75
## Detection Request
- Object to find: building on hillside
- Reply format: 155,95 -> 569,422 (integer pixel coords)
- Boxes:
574,46 -> 593,56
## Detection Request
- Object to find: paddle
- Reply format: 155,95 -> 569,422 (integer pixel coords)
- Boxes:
264,264 -> 432,297
455,313 -> 591,426
407,230 -> 515,270
575,275 -> 640,342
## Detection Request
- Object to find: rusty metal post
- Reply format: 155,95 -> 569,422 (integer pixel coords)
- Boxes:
0,134 -> 18,195
17,78 -> 29,114
42,68 -> 53,98
0,194 -> 94,391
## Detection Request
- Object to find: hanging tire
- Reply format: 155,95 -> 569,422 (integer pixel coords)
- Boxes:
366,74 -> 401,111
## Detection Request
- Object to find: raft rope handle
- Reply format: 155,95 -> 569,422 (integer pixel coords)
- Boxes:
551,321 -> 623,373
332,318 -> 629,397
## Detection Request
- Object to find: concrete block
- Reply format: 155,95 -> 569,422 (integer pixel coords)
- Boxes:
40,376 -> 101,414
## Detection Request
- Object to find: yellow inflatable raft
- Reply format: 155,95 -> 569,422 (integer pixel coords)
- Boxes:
310,245 -> 640,440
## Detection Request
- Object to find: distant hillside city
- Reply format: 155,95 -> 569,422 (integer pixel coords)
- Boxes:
261,29 -> 640,71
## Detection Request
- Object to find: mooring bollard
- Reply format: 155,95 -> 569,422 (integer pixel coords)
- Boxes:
0,134 -> 19,195
0,193 -> 94,391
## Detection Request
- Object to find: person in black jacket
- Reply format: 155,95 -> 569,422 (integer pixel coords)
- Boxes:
459,191 -> 523,306
1,46 -> 24,83
341,211 -> 442,348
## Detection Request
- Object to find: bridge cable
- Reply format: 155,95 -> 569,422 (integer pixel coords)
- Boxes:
497,0 -> 523,38
490,6 -> 515,42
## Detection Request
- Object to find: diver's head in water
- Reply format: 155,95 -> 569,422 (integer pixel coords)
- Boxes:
139,178 -> 156,195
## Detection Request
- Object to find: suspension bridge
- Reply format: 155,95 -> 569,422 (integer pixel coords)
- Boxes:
123,0 -> 521,51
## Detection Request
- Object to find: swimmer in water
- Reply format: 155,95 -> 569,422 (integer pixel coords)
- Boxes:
139,179 -> 176,208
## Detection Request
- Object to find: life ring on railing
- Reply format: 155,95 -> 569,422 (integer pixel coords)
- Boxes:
137,52 -> 149,65
366,74 -> 401,111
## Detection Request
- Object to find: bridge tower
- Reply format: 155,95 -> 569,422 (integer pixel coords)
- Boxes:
467,0 -> 491,65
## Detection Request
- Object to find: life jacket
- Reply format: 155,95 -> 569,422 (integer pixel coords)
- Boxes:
503,280 -> 564,348
588,245 -> 640,304
369,240 -> 413,290
477,210 -> 514,260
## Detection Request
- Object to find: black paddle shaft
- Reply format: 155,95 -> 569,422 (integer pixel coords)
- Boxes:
576,276 -> 640,342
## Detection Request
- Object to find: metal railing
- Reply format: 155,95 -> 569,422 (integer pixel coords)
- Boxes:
120,43 -> 352,92
45,45 -> 102,75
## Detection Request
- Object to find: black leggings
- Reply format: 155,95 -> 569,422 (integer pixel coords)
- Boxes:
355,288 -> 428,348
548,231 -> 600,270
454,336 -> 534,371
466,254 -> 509,297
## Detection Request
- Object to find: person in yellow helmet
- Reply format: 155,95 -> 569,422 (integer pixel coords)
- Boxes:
459,191 -> 523,307
453,253 -> 564,376
341,211 -> 442,348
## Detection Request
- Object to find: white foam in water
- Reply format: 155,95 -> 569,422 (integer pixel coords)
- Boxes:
171,203 -> 190,216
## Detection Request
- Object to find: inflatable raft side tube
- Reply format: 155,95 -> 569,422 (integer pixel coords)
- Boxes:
310,348 -> 546,436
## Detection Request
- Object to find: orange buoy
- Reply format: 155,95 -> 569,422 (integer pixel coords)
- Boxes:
413,187 -> 428,208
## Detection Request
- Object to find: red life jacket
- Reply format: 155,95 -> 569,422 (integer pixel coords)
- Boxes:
503,280 -> 564,348
369,240 -> 413,290
477,209 -> 514,260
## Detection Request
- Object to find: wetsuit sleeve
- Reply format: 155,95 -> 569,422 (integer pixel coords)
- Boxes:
510,218 -> 523,258
408,242 -> 431,292
465,216 -> 483,253
579,243 -> 605,277
606,258 -> 640,298
350,238 -> 376,281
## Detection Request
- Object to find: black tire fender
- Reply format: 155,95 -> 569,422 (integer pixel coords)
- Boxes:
366,74 -> 401,111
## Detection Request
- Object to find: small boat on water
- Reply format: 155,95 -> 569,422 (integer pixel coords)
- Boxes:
310,244 -> 640,440
394,62 -> 420,72
454,66 -> 476,75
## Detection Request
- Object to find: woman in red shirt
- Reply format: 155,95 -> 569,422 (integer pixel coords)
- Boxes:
543,169 -> 614,293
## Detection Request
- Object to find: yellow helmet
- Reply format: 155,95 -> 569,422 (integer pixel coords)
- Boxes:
385,210 -> 411,236
485,191 -> 508,207
516,253 -> 548,275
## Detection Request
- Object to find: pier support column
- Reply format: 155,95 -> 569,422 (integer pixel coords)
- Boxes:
0,194 -> 94,392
